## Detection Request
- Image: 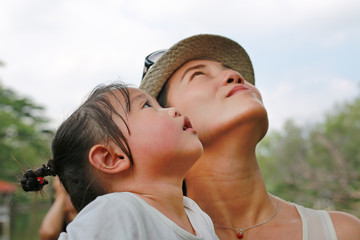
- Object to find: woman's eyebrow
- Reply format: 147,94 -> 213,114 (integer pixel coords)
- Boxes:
222,63 -> 232,69
181,64 -> 206,81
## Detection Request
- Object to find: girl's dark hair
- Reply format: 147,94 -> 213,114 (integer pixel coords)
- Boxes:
21,82 -> 134,211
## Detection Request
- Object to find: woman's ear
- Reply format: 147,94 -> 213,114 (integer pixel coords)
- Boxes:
89,144 -> 130,174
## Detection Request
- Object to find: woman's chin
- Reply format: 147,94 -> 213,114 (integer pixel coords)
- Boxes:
201,110 -> 268,143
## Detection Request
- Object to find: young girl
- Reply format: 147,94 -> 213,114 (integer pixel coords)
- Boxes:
21,82 -> 219,240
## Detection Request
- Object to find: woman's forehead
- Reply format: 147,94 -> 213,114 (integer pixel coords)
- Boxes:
169,59 -> 226,82
177,59 -> 227,75
180,59 -> 222,69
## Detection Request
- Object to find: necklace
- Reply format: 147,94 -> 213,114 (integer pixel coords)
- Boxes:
214,199 -> 280,239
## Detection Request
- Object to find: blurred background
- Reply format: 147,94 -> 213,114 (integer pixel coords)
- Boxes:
1,0 -> 359,239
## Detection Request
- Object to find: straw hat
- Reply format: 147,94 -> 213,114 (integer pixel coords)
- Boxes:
140,34 -> 255,99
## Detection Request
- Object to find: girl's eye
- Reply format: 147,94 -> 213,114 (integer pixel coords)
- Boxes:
143,101 -> 152,108
190,72 -> 204,80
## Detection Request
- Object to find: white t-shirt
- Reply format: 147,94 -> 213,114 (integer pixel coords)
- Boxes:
58,192 -> 219,240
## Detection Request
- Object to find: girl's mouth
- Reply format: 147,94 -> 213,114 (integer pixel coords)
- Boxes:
183,116 -> 194,131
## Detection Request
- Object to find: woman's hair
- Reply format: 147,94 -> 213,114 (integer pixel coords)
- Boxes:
157,83 -> 169,108
21,82 -> 134,211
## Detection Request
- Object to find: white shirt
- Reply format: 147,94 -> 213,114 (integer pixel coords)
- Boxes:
295,204 -> 337,240
59,192 -> 219,240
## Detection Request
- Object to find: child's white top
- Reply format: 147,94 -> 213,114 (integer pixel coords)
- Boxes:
294,204 -> 337,240
58,192 -> 219,240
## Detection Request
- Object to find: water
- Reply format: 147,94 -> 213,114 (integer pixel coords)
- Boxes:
10,204 -> 49,240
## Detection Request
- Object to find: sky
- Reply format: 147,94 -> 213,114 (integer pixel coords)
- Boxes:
1,0 -> 359,131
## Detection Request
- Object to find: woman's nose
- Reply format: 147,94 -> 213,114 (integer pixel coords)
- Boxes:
165,107 -> 181,117
221,70 -> 245,85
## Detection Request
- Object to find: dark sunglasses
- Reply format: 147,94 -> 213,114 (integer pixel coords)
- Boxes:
142,49 -> 166,79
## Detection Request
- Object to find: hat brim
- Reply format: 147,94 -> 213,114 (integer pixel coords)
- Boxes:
140,34 -> 255,99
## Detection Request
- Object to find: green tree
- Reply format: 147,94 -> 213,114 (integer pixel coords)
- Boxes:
0,81 -> 53,184
309,96 -> 360,213
258,92 -> 360,217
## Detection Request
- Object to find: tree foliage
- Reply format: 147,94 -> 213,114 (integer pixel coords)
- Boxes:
258,93 -> 360,217
0,82 -> 53,185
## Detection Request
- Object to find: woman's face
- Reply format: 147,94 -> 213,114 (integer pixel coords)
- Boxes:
166,59 -> 268,145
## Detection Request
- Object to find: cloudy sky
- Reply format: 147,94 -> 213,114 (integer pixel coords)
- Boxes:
1,0 -> 359,131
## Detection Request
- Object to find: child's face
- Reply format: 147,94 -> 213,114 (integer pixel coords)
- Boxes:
115,88 -> 203,176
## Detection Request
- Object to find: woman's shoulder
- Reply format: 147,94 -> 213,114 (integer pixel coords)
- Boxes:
329,211 -> 360,240
287,199 -> 360,240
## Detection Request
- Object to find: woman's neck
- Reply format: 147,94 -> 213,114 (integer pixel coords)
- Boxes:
185,138 -> 274,229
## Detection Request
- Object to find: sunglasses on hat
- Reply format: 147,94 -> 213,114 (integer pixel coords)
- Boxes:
142,49 -> 166,79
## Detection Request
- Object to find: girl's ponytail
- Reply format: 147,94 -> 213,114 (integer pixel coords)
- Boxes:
21,159 -> 56,192
20,83 -> 132,211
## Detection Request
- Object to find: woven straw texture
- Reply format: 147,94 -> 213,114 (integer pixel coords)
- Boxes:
140,34 -> 255,99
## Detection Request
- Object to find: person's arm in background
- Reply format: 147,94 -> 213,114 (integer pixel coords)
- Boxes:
39,177 -> 69,240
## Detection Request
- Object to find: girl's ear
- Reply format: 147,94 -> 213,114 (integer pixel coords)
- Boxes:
89,144 -> 130,174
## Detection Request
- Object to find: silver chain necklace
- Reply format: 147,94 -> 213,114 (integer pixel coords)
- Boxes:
214,199 -> 280,239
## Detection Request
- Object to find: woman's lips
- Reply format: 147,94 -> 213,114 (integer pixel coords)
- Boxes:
226,85 -> 250,97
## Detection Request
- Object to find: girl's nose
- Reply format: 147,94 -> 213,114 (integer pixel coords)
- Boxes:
221,70 -> 245,85
166,107 -> 181,117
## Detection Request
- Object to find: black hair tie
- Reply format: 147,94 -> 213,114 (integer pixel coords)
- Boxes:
21,169 -> 49,192
43,159 -> 56,176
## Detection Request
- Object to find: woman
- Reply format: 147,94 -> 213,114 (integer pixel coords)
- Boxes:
139,34 -> 360,240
